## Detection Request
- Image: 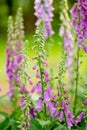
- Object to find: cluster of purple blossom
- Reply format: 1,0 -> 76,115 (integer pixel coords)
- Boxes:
34,0 -> 54,38
70,0 -> 87,53
5,0 -> 87,129
6,8 -> 30,100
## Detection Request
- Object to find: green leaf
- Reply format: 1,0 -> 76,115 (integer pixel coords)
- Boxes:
28,118 -> 43,130
36,119 -> 50,126
53,125 -> 67,130
0,117 -> 10,130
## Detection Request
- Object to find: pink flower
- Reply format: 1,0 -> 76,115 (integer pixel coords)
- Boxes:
36,71 -> 40,78
44,90 -> 50,103
36,83 -> 42,94
32,64 -> 37,70
35,98 -> 43,112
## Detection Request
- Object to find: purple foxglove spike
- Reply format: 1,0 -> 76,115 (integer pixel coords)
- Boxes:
34,0 -> 54,38
77,112 -> 85,122
35,98 -> 43,112
58,110 -> 63,121
44,90 -> 50,103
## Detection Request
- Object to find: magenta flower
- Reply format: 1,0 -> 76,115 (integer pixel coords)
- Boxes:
66,117 -> 73,128
47,85 -> 53,97
36,83 -> 42,94
44,70 -> 49,77
70,0 -> 87,53
35,98 -> 43,112
77,112 -> 85,122
34,0 -> 54,38
58,110 -> 63,121
44,90 -> 50,103
44,76 -> 50,82
83,99 -> 87,105
32,64 -> 37,70
36,71 -> 40,78
30,108 -> 36,118
20,86 -> 27,93
20,97 -> 25,108
48,101 -> 56,115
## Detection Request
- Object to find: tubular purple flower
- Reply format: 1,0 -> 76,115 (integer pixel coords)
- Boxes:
34,0 -> 54,38
30,108 -> 36,118
83,99 -> 87,105
58,110 -> 63,121
70,0 -> 87,53
36,83 -> 42,94
35,98 -> 43,112
48,101 -> 56,115
36,71 -> 40,78
66,117 -> 73,128
77,112 -> 85,122
44,90 -> 50,103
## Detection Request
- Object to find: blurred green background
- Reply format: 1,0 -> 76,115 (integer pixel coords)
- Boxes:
1,0 -> 86,96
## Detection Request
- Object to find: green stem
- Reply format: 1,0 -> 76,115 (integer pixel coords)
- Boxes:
38,57 -> 47,120
73,47 -> 80,115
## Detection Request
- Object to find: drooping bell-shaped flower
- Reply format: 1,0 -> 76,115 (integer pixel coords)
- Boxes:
35,98 -> 43,112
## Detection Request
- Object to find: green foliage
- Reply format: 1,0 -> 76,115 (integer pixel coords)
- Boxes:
28,118 -> 43,130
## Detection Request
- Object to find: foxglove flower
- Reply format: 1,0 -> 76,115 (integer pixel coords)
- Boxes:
83,99 -> 87,105
77,112 -> 85,122
36,82 -> 42,94
44,90 -> 50,103
34,0 -> 54,38
36,70 -> 40,78
70,0 -> 87,53
30,108 -> 36,118
48,101 -> 56,115
66,117 -> 73,128
58,110 -> 63,121
35,98 -> 43,112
